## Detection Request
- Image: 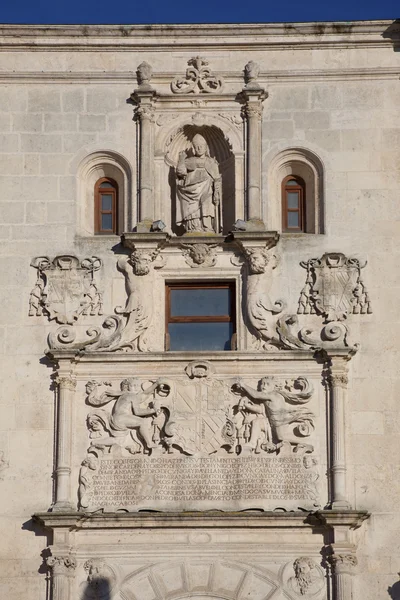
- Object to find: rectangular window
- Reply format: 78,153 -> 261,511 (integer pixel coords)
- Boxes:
166,282 -> 236,351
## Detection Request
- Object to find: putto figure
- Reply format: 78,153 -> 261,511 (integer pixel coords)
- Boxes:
176,134 -> 222,233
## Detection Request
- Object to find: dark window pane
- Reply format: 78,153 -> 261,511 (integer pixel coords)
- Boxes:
286,179 -> 298,186
287,212 -> 300,228
169,322 -> 233,351
287,191 -> 299,209
101,213 -> 113,230
101,194 -> 113,210
171,288 -> 231,317
100,181 -> 114,188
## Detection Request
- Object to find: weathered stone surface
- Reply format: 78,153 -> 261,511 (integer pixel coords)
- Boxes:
0,20 -> 398,600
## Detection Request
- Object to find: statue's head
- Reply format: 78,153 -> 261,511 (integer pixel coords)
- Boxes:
293,556 -> 315,578
120,378 -> 139,392
259,377 -> 275,393
131,250 -> 153,276
192,134 -> 208,157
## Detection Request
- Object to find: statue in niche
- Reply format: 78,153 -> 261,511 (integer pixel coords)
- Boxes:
86,378 -> 171,454
231,376 -> 315,453
176,133 -> 222,233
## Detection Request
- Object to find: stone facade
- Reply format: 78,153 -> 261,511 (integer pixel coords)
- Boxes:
0,20 -> 399,600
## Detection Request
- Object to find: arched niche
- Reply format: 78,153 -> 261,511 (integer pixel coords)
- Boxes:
120,559 -> 283,600
77,150 -> 132,236
154,115 -> 245,235
266,147 -> 325,234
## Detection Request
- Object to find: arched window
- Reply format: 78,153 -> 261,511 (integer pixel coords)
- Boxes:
281,175 -> 306,232
94,178 -> 118,234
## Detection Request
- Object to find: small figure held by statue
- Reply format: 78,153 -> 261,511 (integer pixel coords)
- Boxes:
176,133 -> 222,234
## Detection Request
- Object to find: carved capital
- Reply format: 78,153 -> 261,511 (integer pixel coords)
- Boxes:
136,105 -> 155,122
46,555 -> 77,575
244,102 -> 263,120
328,373 -> 348,388
329,553 -> 358,575
56,376 -> 77,392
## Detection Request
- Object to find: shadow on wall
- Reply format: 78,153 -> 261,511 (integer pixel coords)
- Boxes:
81,577 -> 112,600
388,579 -> 400,600
382,19 -> 400,51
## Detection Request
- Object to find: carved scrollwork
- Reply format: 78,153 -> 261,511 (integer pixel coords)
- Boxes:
298,253 -> 372,323
171,56 -> 224,94
239,245 -> 286,349
29,255 -> 103,325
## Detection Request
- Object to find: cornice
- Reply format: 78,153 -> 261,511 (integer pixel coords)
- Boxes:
0,20 -> 397,51
33,509 -> 370,531
0,67 -> 398,85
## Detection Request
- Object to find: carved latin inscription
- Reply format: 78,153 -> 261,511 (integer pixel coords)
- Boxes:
83,454 -> 319,512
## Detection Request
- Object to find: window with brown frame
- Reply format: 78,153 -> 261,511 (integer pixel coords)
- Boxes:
282,175 -> 306,232
165,282 -> 236,351
94,177 -> 118,234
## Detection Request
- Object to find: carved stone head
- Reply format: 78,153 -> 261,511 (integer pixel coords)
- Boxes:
120,378 -> 139,392
292,557 -> 318,594
259,377 -> 275,393
192,133 -> 209,157
245,248 -> 271,274
131,250 -> 155,276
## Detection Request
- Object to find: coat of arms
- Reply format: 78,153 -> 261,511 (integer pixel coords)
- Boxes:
29,255 -> 103,325
298,253 -> 372,322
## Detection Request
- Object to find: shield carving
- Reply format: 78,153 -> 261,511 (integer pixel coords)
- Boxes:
298,253 -> 371,322
29,255 -> 103,325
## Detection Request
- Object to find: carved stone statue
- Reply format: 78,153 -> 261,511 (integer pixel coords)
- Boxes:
176,134 -> 222,233
231,376 -> 315,452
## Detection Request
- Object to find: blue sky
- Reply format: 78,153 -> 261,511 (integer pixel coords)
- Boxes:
0,0 -> 398,25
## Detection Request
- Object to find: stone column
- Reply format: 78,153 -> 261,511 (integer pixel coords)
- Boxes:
131,89 -> 157,224
328,362 -> 351,509
53,374 -> 76,511
330,553 -> 358,600
46,554 -> 76,600
242,89 -> 267,226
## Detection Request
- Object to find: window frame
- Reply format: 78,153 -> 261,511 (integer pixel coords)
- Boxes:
94,177 -> 118,234
165,281 -> 236,351
281,175 -> 306,233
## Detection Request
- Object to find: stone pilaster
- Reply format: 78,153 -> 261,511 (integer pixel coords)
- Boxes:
53,373 -> 76,511
46,554 -> 77,600
131,87 -> 157,223
328,361 -> 351,509
242,88 -> 267,226
329,552 -> 358,600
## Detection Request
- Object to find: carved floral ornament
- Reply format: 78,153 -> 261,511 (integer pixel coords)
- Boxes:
29,255 -> 103,325
171,56 -> 224,94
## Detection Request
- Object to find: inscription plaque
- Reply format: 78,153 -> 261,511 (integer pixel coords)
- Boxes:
84,455 -> 320,512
